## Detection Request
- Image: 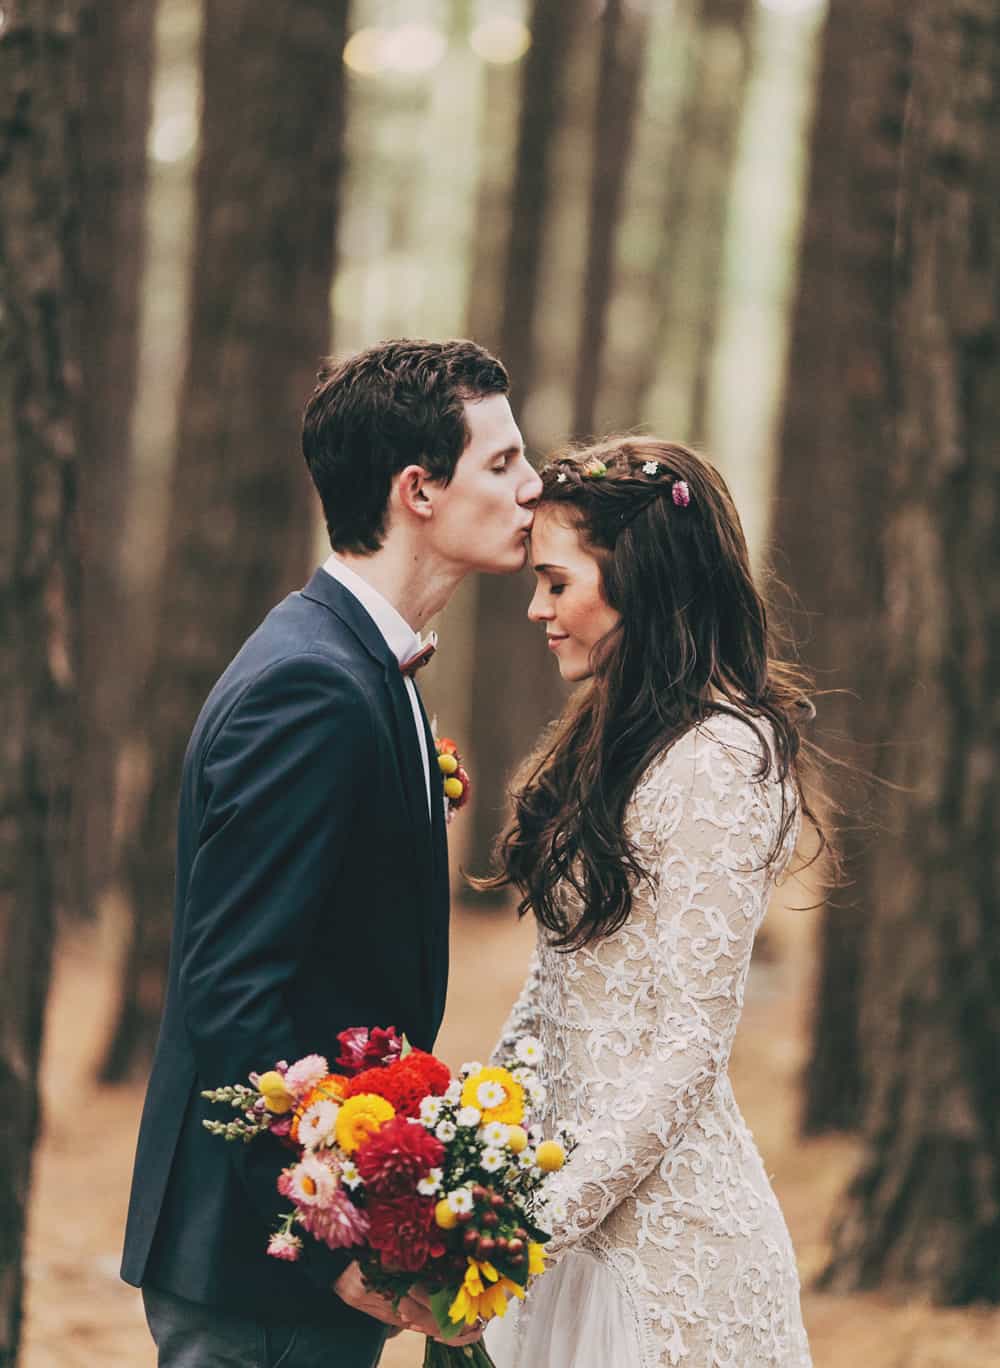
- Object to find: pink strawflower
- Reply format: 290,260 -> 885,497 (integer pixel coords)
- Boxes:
672,479 -> 691,508
296,1190 -> 370,1251
267,1230 -> 303,1262
287,1152 -> 341,1207
270,1116 -> 293,1139
284,1054 -> 330,1099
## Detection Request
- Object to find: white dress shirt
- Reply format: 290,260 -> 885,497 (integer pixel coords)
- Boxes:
322,555 -> 432,817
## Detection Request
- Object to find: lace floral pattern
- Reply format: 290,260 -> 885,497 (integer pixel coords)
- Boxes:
491,714 -> 812,1367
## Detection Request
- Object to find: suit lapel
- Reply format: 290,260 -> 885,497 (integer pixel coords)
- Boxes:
384,665 -> 432,850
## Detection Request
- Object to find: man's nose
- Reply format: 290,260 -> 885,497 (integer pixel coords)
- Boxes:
518,461 -> 543,507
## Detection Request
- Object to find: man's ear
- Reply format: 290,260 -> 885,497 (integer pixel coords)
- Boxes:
395,464 -> 434,522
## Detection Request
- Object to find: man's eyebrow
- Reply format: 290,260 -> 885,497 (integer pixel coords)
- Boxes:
532,562 -> 567,574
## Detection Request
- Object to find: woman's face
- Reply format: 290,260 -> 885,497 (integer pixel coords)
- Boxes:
527,508 -> 621,682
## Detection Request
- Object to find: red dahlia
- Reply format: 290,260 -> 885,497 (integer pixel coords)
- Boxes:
366,1193 -> 445,1273
355,1115 -> 444,1195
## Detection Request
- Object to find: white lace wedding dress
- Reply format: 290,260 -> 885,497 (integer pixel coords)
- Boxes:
486,714 -> 812,1367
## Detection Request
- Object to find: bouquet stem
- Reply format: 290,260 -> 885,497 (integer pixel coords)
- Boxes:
422,1336 -> 497,1367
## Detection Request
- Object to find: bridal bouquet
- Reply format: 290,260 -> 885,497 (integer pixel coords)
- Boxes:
202,1026 -> 573,1368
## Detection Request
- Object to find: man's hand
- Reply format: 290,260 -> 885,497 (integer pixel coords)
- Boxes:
333,1262 -> 483,1345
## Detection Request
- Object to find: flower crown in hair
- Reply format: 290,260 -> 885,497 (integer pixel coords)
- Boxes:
640,460 -> 690,507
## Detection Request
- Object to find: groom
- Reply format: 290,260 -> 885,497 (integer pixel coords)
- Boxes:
121,339 -> 540,1367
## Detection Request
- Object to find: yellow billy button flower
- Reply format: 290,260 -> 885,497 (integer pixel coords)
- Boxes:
461,1066 -> 525,1126
434,1198 -> 459,1230
535,1140 -> 566,1172
335,1093 -> 395,1154
443,776 -> 464,800
437,752 -> 459,776
506,1125 -> 529,1154
257,1071 -> 295,1114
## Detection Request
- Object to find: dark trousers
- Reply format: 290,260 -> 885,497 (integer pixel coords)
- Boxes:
143,1285 -> 387,1368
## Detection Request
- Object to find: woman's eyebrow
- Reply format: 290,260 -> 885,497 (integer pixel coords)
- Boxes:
532,562 -> 568,574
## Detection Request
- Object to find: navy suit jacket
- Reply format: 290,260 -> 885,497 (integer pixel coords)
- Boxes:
121,570 -> 450,1327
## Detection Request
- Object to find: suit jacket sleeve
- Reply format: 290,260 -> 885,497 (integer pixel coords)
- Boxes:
178,651 -> 375,1289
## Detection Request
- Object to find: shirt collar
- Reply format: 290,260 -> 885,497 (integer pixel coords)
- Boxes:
321,554 -> 420,667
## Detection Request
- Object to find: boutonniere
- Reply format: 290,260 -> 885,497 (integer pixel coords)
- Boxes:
435,735 -> 471,824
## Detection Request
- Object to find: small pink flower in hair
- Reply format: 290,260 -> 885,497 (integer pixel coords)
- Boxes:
672,479 -> 691,508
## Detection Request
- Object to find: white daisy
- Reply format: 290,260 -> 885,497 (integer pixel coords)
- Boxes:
435,1118 -> 458,1142
340,1160 -> 363,1190
417,1167 -> 444,1196
296,1099 -> 339,1150
528,1080 -> 547,1105
514,1036 -> 543,1066
457,1106 -> 482,1128
419,1096 -> 442,1127
481,1148 -> 505,1173
509,1067 -> 535,1086
444,1079 -> 463,1104
447,1187 -> 474,1215
476,1081 -> 507,1110
459,1061 -> 483,1077
480,1121 -> 510,1148
518,1149 -> 537,1169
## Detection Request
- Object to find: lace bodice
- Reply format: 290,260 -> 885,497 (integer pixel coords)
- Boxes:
489,713 -> 811,1367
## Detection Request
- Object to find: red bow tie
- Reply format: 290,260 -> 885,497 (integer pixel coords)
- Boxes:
399,632 -> 437,678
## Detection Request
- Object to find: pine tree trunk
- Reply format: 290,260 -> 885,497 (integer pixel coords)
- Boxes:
466,0 -> 584,886
71,0 -> 155,923
625,0 -> 752,437
823,0 -> 1000,1301
99,0 -> 350,1082
770,0 -> 910,1136
0,5 -> 82,1361
571,0 -> 648,440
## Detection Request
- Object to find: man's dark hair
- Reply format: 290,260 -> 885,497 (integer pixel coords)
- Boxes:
302,337 -> 509,553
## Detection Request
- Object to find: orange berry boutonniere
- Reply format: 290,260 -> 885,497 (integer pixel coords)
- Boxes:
436,737 -> 471,823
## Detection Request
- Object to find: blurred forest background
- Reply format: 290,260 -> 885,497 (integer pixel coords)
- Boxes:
2,0 -> 998,1365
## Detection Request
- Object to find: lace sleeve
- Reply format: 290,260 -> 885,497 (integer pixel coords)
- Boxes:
491,947 -> 542,1064
543,718 -> 783,1257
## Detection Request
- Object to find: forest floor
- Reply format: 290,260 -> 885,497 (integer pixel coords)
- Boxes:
22,892 -> 1000,1368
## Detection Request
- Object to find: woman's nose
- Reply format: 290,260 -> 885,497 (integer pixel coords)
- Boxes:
527,589 -> 551,622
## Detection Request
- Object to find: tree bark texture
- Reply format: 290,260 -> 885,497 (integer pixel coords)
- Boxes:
771,0 -> 910,1136
99,0 -> 350,1081
0,5 -> 82,1362
625,0 -> 752,437
823,0 -> 1000,1302
571,0 -> 648,440
71,0 -> 155,922
466,0 -> 585,886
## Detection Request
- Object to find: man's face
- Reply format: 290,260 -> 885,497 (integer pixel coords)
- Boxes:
426,394 -> 541,574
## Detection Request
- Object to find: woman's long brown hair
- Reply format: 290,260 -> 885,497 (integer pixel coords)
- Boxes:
479,437 -> 827,950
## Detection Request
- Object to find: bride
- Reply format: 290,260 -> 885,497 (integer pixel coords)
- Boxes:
482,438 -> 816,1367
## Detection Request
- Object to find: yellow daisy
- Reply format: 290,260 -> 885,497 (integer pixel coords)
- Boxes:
460,1066 -> 525,1126
448,1259 -> 525,1326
